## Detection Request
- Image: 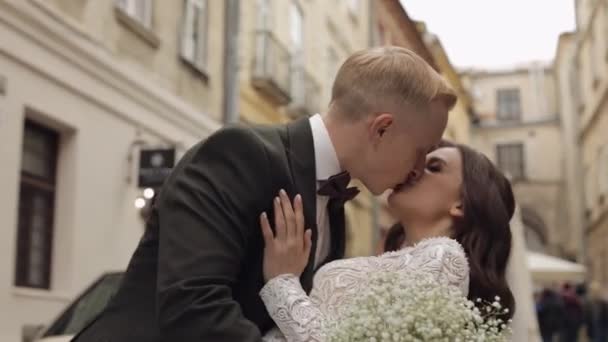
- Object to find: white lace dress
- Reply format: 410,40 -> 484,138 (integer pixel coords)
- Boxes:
260,237 -> 470,342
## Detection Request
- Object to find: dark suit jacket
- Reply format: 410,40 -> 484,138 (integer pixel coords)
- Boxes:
72,118 -> 346,341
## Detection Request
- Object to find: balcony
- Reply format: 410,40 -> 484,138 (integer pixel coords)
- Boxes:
287,66 -> 322,118
252,30 -> 292,105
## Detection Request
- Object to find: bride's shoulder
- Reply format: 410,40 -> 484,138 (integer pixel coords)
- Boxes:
411,237 -> 466,257
379,237 -> 465,259
413,236 -> 463,248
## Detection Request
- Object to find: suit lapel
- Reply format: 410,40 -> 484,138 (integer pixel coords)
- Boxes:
316,199 -> 346,270
284,118 -> 318,292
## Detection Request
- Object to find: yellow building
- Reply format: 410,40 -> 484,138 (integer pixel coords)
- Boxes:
238,0 -> 371,124
418,26 -> 476,144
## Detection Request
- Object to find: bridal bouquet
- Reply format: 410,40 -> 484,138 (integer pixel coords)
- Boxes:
326,272 -> 511,342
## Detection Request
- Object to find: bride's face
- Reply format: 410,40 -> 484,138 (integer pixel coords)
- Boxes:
387,147 -> 464,224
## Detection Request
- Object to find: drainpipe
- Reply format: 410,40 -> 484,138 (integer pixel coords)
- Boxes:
222,0 -> 240,124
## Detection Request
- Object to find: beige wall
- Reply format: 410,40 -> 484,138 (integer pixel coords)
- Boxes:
573,0 -> 608,286
471,124 -> 566,254
464,66 -> 568,256
471,124 -> 563,182
465,66 -> 558,123
553,32 -> 586,259
0,1 -> 221,340
43,0 -> 226,122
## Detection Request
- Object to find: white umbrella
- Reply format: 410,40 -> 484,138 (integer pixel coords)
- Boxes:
527,251 -> 586,283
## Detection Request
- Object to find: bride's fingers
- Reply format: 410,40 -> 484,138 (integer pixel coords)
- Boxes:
294,194 -> 304,244
279,190 -> 296,242
274,196 -> 286,241
259,212 -> 274,247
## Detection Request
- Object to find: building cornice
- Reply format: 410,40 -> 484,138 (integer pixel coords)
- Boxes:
0,0 -> 220,140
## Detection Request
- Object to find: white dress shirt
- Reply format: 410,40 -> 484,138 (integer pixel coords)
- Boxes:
308,114 -> 341,268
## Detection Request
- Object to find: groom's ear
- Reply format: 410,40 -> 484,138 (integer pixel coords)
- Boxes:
449,201 -> 464,218
369,113 -> 394,139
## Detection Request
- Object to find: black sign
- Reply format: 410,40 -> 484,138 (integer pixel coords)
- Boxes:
138,148 -> 175,188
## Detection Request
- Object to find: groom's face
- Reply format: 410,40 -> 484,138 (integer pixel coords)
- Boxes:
361,100 -> 449,195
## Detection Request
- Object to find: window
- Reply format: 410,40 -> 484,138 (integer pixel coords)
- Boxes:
181,0 -> 209,71
290,1 -> 303,53
496,88 -> 521,121
116,0 -> 153,28
289,0 -> 304,96
496,143 -> 525,181
347,0 -> 359,15
14,120 -> 59,289
256,0 -> 273,31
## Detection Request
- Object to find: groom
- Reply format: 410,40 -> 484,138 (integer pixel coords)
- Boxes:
72,47 -> 455,341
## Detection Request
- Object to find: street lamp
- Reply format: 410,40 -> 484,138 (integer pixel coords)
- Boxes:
143,188 -> 155,199
134,197 -> 146,209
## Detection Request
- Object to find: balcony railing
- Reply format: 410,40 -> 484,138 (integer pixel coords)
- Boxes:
251,30 -> 292,105
287,65 -> 321,118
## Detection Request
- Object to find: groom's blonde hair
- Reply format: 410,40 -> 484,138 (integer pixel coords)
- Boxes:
329,46 -> 456,120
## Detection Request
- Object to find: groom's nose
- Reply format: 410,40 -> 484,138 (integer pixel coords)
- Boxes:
410,157 -> 426,180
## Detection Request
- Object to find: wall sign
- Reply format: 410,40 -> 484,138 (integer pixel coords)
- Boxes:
138,148 -> 175,188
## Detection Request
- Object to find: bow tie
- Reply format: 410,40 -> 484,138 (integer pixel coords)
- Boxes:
317,171 -> 360,202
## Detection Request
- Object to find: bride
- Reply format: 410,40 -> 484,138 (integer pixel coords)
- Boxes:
258,141 -> 516,341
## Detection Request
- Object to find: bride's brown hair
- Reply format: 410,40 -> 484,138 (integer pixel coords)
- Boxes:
384,141 -> 515,321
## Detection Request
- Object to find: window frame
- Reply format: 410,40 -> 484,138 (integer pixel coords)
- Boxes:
495,143 -> 525,181
116,0 -> 153,29
496,88 -> 522,122
180,0 -> 210,74
14,120 -> 59,290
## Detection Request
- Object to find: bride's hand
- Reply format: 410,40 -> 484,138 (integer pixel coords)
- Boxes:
260,190 -> 312,283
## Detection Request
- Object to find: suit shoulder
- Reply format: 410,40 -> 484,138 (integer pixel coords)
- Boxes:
204,125 -> 266,148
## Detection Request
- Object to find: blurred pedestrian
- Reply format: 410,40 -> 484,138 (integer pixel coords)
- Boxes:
561,283 -> 584,342
537,288 -> 565,342
584,282 -> 608,342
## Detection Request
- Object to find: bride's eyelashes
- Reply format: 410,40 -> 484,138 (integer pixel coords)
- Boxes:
425,162 -> 441,173
425,157 -> 445,173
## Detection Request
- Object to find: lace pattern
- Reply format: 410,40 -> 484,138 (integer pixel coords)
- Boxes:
260,237 -> 470,342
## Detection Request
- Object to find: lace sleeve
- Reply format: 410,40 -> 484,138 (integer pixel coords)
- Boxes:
259,274 -> 325,342
409,237 -> 470,296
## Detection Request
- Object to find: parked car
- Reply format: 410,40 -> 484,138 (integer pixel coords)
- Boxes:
24,272 -> 124,342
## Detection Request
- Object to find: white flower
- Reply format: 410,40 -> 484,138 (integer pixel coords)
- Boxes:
326,271 -> 511,342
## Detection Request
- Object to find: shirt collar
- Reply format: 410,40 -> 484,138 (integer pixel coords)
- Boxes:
308,114 -> 341,182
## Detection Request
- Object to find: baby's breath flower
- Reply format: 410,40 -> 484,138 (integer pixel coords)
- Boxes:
326,271 -> 511,342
